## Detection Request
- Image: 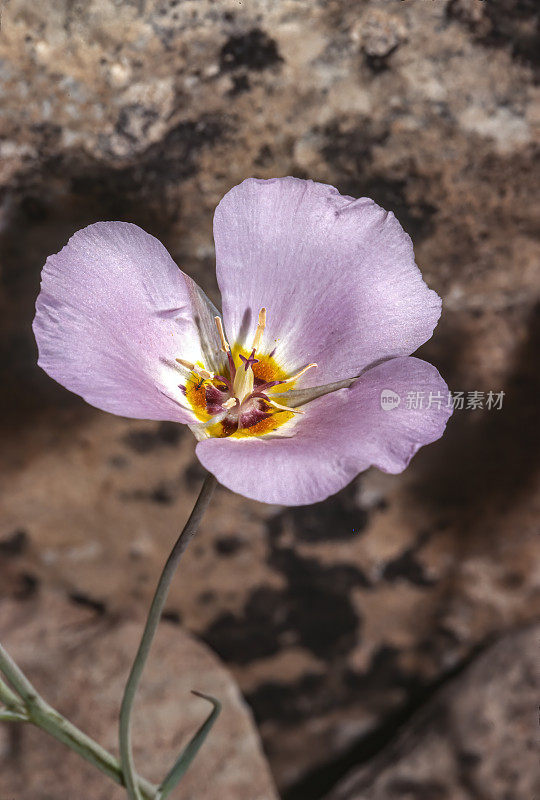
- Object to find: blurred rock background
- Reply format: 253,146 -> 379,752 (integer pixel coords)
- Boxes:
0,0 -> 539,798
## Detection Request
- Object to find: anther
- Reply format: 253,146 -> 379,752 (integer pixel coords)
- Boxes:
215,315 -> 237,378
214,316 -> 230,354
176,358 -> 195,370
252,307 -> 266,351
176,359 -> 214,380
197,367 -> 214,380
223,397 -> 237,410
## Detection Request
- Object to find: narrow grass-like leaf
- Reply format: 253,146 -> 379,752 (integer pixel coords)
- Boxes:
157,691 -> 221,799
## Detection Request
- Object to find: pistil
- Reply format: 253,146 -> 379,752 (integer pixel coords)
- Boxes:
232,356 -> 255,403
238,349 -> 259,371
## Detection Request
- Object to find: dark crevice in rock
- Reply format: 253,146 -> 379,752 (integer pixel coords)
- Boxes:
200,553 -> 366,665
385,778 -> 449,800
267,480 -> 368,543
120,479 -> 179,505
184,459 -> 209,489
13,573 -> 39,600
415,302 -> 540,521
382,531 -> 436,587
247,673 -> 328,725
365,52 -> 394,74
162,608 -> 182,625
246,646 -> 415,728
227,73 -> 251,95
123,421 -> 184,454
281,637 -> 495,800
220,28 -> 283,73
68,591 -> 106,616
214,535 -> 245,556
447,0 -> 540,70
0,529 -> 29,557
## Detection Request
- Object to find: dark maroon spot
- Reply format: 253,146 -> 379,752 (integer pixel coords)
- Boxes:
205,383 -> 229,414
214,374 -> 232,390
220,417 -> 238,437
239,400 -> 271,429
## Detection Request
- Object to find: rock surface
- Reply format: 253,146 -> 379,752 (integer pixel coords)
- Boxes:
324,624 -> 540,800
1,0 -> 539,794
0,591 -> 279,800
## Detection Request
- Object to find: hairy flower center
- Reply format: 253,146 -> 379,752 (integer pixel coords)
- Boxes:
177,309 -> 316,439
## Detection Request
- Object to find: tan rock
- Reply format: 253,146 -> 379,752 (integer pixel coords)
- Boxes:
0,591 -> 279,800
324,625 -> 540,800
0,0 -> 539,792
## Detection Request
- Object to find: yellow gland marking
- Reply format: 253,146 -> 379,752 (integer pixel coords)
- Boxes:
182,309 -> 316,439
230,407 -> 293,438
184,367 -> 213,421
184,350 -> 298,438
232,344 -> 291,389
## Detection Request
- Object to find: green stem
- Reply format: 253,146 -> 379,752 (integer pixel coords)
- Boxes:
0,709 -> 29,723
0,673 -> 25,712
119,473 -> 217,800
0,642 -> 157,799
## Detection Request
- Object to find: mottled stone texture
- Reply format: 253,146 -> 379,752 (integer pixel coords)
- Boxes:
0,0 -> 539,797
324,625 -> 540,800
0,591 -> 279,800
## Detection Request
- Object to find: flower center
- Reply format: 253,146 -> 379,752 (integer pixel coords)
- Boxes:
176,308 -> 317,439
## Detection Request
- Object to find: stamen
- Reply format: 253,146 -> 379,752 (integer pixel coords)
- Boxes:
197,367 -> 214,380
214,316 -> 230,353
252,307 -> 266,351
214,315 -> 237,378
176,358 -> 195,370
223,397 -> 237,410
266,398 -> 305,414
285,363 -> 318,383
250,392 -> 305,415
175,358 -> 213,381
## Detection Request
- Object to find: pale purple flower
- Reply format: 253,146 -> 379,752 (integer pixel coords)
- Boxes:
33,178 -> 451,505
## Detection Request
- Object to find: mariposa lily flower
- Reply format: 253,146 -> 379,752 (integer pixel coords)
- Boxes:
33,177 -> 451,505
